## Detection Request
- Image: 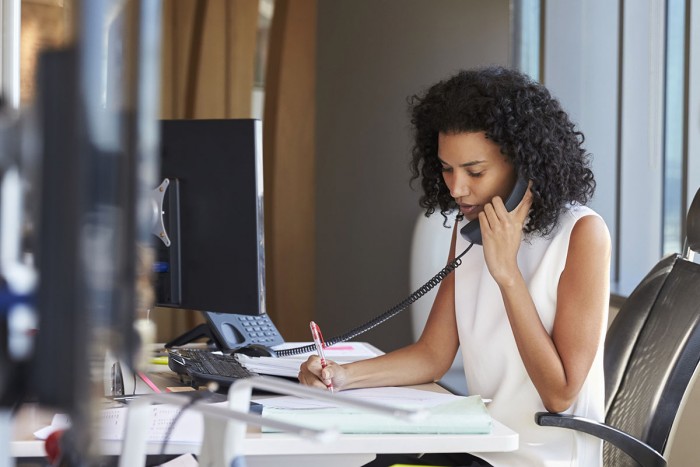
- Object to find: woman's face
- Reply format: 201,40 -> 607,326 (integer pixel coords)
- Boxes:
438,131 -> 518,221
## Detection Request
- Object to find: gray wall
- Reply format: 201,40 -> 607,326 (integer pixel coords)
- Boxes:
315,0 -> 510,351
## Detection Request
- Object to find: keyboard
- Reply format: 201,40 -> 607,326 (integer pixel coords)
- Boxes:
168,348 -> 258,388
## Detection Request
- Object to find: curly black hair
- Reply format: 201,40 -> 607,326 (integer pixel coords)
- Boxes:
409,66 -> 595,237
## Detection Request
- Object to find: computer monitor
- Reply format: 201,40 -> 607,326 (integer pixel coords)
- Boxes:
154,119 -> 282,350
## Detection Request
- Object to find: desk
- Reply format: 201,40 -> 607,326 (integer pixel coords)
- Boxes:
11,363 -> 518,466
12,409 -> 516,467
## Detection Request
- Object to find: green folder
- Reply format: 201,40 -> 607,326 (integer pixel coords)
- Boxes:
261,395 -> 492,434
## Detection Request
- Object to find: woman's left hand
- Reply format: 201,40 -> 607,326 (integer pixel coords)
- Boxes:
480,183 -> 533,286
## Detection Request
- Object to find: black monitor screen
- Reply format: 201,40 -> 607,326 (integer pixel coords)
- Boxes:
154,119 -> 265,317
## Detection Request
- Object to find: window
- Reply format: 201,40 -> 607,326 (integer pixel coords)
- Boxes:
663,0 -> 687,256
538,0 -> 700,297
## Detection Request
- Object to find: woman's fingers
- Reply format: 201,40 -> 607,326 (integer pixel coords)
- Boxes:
298,355 -> 340,390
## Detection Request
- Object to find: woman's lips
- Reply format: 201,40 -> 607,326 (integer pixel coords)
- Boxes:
459,204 -> 480,217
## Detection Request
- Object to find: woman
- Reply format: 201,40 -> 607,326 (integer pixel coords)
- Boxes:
299,67 -> 611,466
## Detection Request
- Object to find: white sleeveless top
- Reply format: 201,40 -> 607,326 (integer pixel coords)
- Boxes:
454,205 -> 606,467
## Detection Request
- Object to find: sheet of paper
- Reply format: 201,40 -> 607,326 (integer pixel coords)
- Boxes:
235,354 -> 307,377
33,414 -> 71,440
253,386 -> 465,410
100,402 -> 216,443
260,393 -> 492,435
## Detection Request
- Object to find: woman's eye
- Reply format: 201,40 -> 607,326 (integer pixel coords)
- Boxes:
440,166 -> 452,173
468,171 -> 483,178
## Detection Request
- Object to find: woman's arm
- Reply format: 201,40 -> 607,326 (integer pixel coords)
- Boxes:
481,195 -> 610,412
512,214 -> 610,412
298,225 -> 462,391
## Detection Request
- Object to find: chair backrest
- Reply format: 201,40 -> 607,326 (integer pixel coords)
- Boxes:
602,188 -> 700,466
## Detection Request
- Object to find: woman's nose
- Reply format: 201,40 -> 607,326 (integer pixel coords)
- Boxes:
449,173 -> 470,198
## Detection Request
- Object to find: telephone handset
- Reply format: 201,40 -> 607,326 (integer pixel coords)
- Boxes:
276,175 -> 531,358
460,175 -> 529,245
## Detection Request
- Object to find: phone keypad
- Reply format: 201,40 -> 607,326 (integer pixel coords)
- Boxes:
237,315 -> 282,345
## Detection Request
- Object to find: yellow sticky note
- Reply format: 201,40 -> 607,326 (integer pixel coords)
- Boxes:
150,356 -> 169,365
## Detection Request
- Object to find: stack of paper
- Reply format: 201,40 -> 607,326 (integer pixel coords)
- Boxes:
235,355 -> 304,378
35,403 -> 214,444
236,342 -> 381,378
257,387 -> 492,434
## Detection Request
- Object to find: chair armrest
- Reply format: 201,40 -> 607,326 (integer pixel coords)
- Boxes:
534,412 -> 667,467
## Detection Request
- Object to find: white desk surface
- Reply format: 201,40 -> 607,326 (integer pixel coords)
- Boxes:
10,345 -> 518,466
12,421 -> 518,455
11,403 -> 517,466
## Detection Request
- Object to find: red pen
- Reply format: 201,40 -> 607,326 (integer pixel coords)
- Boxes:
310,321 -> 334,393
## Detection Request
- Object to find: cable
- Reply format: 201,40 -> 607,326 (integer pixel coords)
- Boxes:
153,390 -> 216,466
276,242 -> 475,357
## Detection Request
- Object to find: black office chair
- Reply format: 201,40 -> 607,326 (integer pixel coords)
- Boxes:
535,187 -> 700,467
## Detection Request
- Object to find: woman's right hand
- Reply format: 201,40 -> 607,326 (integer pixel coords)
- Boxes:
298,355 -> 348,391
